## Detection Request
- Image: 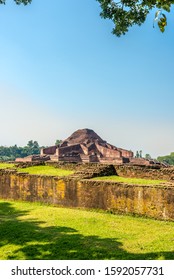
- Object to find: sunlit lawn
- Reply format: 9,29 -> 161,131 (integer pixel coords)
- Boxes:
0,163 -> 15,169
93,176 -> 167,185
0,163 -> 74,176
0,199 -> 174,260
17,165 -> 74,176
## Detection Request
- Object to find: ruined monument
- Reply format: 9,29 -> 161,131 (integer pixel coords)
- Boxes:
15,128 -> 165,166
40,128 -> 133,164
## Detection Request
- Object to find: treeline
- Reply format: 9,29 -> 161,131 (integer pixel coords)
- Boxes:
0,140 -> 41,161
157,152 -> 174,165
1,140 -> 174,166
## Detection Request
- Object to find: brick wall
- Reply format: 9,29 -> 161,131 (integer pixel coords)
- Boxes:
0,169 -> 174,221
115,165 -> 174,181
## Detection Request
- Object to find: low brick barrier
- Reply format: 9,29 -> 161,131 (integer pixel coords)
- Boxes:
115,165 -> 174,181
0,169 -> 174,221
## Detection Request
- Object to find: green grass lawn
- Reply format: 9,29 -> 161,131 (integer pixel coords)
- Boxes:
0,163 -> 74,176
0,163 -> 15,169
0,199 -> 174,260
93,176 -> 167,185
17,165 -> 74,176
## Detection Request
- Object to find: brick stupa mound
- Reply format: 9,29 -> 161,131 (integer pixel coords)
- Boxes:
16,128 -> 133,164
61,128 -> 105,146
16,128 -> 167,167
40,128 -> 133,163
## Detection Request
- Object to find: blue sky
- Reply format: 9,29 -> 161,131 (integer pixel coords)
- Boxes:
0,0 -> 174,158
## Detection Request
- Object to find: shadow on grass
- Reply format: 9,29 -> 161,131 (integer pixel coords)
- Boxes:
0,201 -> 173,260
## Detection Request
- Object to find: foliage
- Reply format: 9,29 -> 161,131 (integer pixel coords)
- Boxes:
0,1 -> 172,36
0,0 -> 32,4
25,140 -> 40,155
0,199 -> 174,259
0,140 -> 40,161
93,175 -> 166,185
55,139 -> 62,146
157,152 -> 174,165
97,0 -> 173,36
135,150 -> 143,158
145,153 -> 152,160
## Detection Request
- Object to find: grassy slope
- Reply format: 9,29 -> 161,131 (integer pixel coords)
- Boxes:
0,200 -> 174,260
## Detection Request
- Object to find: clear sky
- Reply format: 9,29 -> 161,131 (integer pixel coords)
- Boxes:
0,0 -> 174,158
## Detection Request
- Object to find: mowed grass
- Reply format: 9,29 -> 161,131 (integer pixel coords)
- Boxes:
0,199 -> 174,260
0,163 -> 74,177
17,165 -> 74,176
0,163 -> 15,169
93,176 -> 167,185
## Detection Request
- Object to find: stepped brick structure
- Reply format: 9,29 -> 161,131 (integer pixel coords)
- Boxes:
40,128 -> 133,164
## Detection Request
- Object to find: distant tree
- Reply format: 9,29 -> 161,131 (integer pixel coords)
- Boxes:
145,153 -> 152,160
157,152 -> 174,165
139,150 -> 142,158
135,151 -> 140,158
0,144 -> 24,161
55,139 -> 62,146
27,140 -> 34,149
0,146 -> 11,160
97,0 -> 172,36
0,140 -> 41,161
135,150 -> 143,158
26,140 -> 40,155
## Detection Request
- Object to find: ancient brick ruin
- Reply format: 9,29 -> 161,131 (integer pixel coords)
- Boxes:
15,128 -> 166,167
1,166 -> 174,221
39,128 -> 133,164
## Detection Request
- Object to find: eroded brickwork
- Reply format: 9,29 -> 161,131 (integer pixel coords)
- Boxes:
16,128 -> 133,164
0,168 -> 174,221
115,165 -> 174,181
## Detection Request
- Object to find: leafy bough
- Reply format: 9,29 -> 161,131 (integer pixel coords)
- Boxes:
97,0 -> 174,36
0,0 -> 173,36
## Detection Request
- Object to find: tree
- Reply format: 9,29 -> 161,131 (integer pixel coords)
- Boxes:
135,150 -> 140,158
55,139 -> 62,146
0,0 -> 32,4
26,140 -> 40,155
139,150 -> 142,158
97,0 -> 173,36
0,1 -> 172,36
145,153 -> 151,160
135,150 -> 143,158
0,141 -> 41,161
157,152 -> 174,165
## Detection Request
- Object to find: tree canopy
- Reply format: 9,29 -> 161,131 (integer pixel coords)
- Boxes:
0,140 -> 40,161
0,1 -> 173,35
0,0 -> 32,4
97,0 -> 173,36
157,152 -> 174,165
